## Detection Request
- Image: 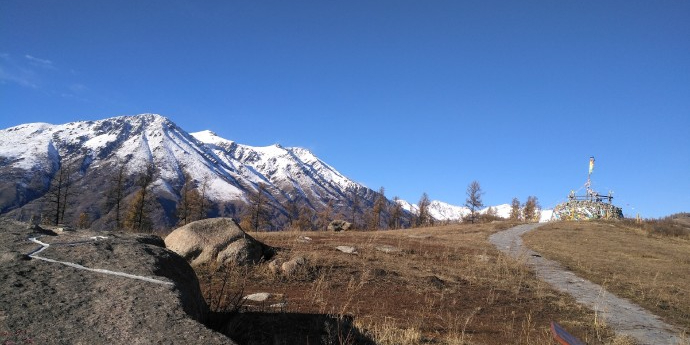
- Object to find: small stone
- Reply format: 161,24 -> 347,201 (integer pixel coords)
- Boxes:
375,245 -> 400,254
336,246 -> 357,254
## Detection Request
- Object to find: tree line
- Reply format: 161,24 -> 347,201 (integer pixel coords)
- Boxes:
42,161 -> 541,233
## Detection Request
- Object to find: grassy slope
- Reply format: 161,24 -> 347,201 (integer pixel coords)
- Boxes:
198,222 -> 632,345
523,220 -> 690,335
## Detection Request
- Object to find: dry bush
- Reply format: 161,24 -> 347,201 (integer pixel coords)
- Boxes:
620,216 -> 690,238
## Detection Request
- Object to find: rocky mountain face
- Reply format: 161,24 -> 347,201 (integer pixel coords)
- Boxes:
0,114 -> 403,230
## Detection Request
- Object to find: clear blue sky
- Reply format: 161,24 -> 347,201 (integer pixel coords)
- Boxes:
2,1 -> 689,218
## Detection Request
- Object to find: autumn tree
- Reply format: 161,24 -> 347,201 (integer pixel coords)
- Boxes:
283,196 -> 300,228
295,205 -> 315,231
388,196 -> 403,229
416,192 -> 432,227
509,197 -> 521,221
106,162 -> 127,229
46,162 -> 74,226
124,163 -> 156,232
176,171 -> 206,226
316,199 -> 334,231
522,196 -> 540,222
349,189 -> 361,229
241,183 -> 271,231
369,187 -> 386,230
464,180 -> 484,224
77,212 -> 90,229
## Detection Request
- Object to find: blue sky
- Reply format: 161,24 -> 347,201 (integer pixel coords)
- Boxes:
1,1 -> 689,218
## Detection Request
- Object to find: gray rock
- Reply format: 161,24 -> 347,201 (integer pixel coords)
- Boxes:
328,220 -> 352,231
281,256 -> 306,276
335,245 -> 358,254
0,218 -> 234,344
165,218 -> 271,266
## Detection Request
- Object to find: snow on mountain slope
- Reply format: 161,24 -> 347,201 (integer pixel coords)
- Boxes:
191,130 -> 361,204
0,114 -> 386,228
397,199 -> 553,223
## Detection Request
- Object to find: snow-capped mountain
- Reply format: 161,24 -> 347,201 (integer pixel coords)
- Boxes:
0,114 -> 387,229
398,200 -> 552,223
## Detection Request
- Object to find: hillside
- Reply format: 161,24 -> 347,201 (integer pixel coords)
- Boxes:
523,220 -> 690,333
196,221 -> 632,344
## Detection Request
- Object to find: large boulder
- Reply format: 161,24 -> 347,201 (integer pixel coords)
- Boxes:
165,218 -> 271,266
328,220 -> 352,231
0,219 -> 234,344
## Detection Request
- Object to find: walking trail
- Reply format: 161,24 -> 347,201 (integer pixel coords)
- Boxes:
489,223 -> 683,345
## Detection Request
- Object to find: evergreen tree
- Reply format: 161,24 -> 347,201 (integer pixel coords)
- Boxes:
464,181 -> 484,224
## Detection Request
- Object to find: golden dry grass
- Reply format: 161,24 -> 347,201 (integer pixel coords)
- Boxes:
523,220 -> 690,336
197,221 -> 638,344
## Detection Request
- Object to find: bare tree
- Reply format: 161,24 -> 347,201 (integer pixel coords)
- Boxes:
316,199 -> 334,231
350,188 -> 360,229
46,162 -> 74,226
464,181 -> 484,224
242,182 -> 271,231
106,162 -> 127,229
124,163 -> 156,232
370,186 -> 386,230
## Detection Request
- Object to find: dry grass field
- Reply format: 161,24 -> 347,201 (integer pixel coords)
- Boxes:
196,222 -> 635,344
523,220 -> 690,336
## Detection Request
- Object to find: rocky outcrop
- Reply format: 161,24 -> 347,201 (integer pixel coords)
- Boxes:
0,219 -> 234,344
165,218 -> 272,266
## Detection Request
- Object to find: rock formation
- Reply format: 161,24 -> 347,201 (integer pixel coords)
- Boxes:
165,218 -> 272,266
0,219 -> 234,344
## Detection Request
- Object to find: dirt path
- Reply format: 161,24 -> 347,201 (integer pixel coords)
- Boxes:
489,223 -> 683,345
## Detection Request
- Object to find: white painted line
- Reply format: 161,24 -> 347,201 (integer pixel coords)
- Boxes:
27,236 -> 174,286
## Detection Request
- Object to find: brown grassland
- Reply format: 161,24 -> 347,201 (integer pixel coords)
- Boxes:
196,222 -> 644,344
523,219 -> 690,336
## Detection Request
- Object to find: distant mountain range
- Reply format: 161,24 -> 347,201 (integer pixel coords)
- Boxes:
0,114 -> 548,229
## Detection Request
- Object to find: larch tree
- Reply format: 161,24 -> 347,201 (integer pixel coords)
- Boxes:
350,189 -> 360,229
388,196 -> 403,229
124,163 -> 156,232
464,180 -> 484,224
522,196 -> 540,222
46,162 -> 74,226
416,192 -> 432,227
243,182 -> 271,231
316,199 -> 334,231
176,171 -> 204,226
509,197 -> 521,221
106,162 -> 127,229
371,187 -> 386,230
